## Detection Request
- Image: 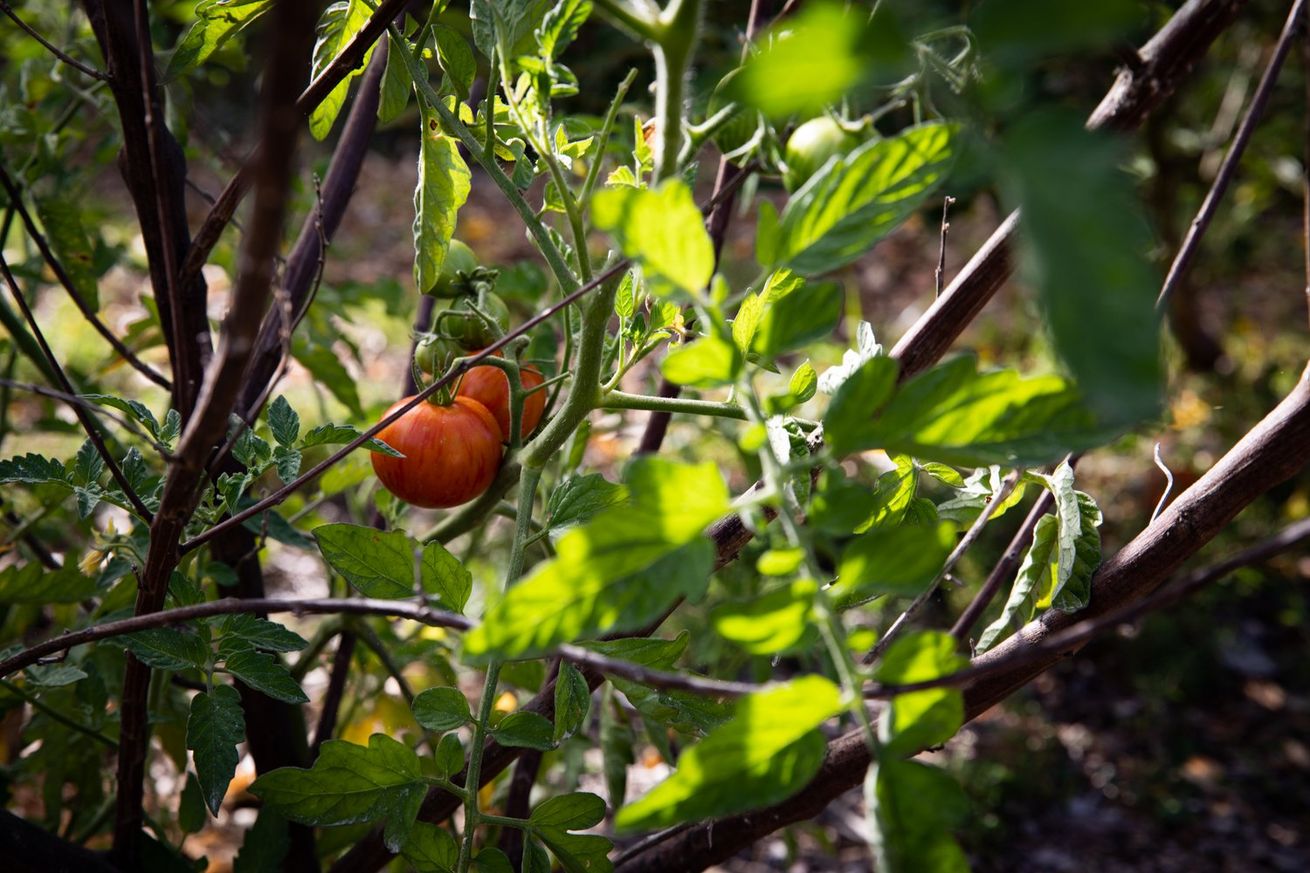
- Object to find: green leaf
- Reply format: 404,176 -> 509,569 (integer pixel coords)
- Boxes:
82,395 -> 162,439
401,822 -> 459,872
935,466 -> 1028,524
750,271 -> 844,357
733,2 -> 908,118
836,356 -> 1108,466
465,460 -> 727,659
819,322 -> 883,396
166,0 -> 273,80
615,676 -> 842,830
553,663 -> 591,743
711,578 -> 818,654
1051,491 -> 1101,613
233,429 -> 273,470
835,522 -> 953,605
411,686 -> 472,732
34,195 -> 100,311
273,446 -> 302,483
420,541 -> 472,614
124,628 -> 210,671
823,357 -> 899,457
308,0 -> 376,140
921,462 -> 964,488
187,684 -> 247,814
531,792 -> 605,830
233,809 -> 290,873
314,524 -> 415,599
179,772 -> 207,835
267,396 -> 300,446
224,649 -> 309,704
413,109 -> 473,296
769,122 -> 957,276
868,759 -> 970,873
251,734 -> 426,851
474,847 -> 516,873
217,614 -> 308,655
433,24 -> 476,100
432,733 -> 464,780
0,563 -> 95,604
491,711 -> 555,750
0,453 -> 70,489
546,474 -> 629,534
731,293 -> 764,354
300,423 -> 403,457
535,828 -> 613,873
661,333 -> 742,388
1001,110 -> 1162,424
592,180 -> 714,296
873,631 -> 967,756
378,34 -> 413,123
25,664 -> 87,687
977,513 -> 1057,653
537,0 -> 591,59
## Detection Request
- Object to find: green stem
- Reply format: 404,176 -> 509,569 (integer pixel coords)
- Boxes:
522,269 -> 622,469
601,389 -> 746,420
651,0 -> 702,183
593,0 -> 664,41
455,661 -> 502,873
579,68 -> 639,208
456,465 -> 543,873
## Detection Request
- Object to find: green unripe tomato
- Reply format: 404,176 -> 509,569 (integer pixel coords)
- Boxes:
444,291 -> 510,349
425,239 -> 480,298
783,116 -> 864,192
414,333 -> 464,376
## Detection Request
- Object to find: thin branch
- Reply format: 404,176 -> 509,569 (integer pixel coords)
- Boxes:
0,165 -> 172,390
864,471 -> 1020,665
557,643 -> 760,697
935,194 -> 956,297
0,597 -> 473,679
0,0 -> 109,81
1157,0 -> 1305,311
0,253 -> 154,520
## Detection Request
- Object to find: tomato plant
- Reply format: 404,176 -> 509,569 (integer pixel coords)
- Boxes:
424,239 -> 480,298
0,1 -> 1306,872
370,396 -> 503,508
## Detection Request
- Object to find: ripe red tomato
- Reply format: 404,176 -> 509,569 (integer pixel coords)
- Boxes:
457,361 -> 546,441
370,396 -> 502,508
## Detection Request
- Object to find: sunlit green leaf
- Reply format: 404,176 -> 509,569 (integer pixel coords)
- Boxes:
768,122 -> 957,276
711,578 -> 818,654
414,102 -> 473,294
592,180 -> 714,296
835,522 -> 953,605
615,676 -> 842,830
308,0 -> 376,140
873,631 -> 967,756
251,733 -> 426,852
465,460 -> 727,659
